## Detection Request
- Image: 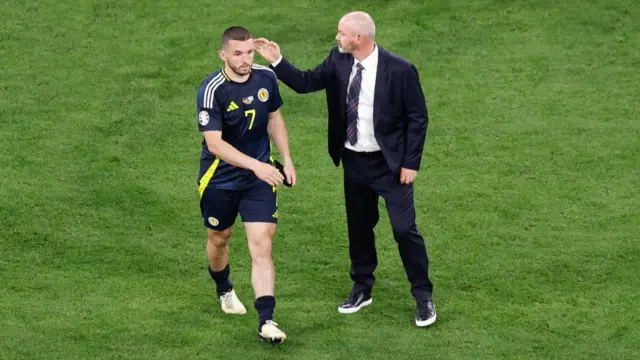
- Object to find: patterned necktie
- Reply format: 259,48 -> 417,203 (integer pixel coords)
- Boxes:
346,63 -> 364,145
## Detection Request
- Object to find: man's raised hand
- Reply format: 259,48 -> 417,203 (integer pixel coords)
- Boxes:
254,38 -> 282,64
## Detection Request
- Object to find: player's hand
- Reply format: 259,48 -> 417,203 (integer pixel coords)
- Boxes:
399,168 -> 417,184
254,38 -> 281,64
253,161 -> 284,186
283,160 -> 297,186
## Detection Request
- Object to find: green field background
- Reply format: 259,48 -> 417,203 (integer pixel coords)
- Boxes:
1,0 -> 639,359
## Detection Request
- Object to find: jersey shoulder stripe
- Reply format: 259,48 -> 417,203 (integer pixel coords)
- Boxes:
199,72 -> 226,109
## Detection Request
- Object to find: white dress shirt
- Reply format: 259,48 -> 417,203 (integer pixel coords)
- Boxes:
344,44 -> 380,152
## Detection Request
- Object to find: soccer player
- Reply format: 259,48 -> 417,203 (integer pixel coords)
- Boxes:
196,26 -> 296,343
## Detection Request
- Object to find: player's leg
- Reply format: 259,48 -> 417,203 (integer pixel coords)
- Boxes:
239,182 -> 286,343
201,186 -> 246,314
245,222 -> 277,324
206,227 -> 231,284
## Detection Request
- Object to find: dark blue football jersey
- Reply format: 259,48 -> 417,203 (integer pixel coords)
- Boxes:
196,65 -> 283,192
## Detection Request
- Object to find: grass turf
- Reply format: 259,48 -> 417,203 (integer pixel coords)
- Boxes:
1,0 -> 639,359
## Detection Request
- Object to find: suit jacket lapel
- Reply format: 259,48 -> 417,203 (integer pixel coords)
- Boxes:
339,56 -> 354,87
374,47 -> 388,127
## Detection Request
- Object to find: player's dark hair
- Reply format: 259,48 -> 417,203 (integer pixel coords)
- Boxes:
222,26 -> 253,46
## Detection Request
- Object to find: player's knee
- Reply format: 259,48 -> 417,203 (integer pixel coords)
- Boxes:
250,243 -> 272,264
207,228 -> 232,247
249,223 -> 276,241
265,224 -> 276,239
248,228 -> 274,260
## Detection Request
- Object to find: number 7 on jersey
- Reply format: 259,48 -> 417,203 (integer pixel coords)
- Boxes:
245,109 -> 256,130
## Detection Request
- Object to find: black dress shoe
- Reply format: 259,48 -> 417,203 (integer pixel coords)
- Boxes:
415,297 -> 437,327
338,290 -> 372,314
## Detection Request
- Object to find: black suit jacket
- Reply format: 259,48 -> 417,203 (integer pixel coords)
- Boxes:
270,45 -> 428,172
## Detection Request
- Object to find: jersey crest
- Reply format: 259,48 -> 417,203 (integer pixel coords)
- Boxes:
257,88 -> 269,102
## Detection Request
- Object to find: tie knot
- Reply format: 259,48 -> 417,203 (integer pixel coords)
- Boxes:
356,63 -> 364,71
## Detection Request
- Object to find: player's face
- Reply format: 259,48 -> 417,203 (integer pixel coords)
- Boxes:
335,21 -> 358,53
220,39 -> 254,76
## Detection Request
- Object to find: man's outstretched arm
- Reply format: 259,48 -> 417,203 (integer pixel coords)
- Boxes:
255,38 -> 334,94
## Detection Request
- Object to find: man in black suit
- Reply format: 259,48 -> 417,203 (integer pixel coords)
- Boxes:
254,11 -> 436,327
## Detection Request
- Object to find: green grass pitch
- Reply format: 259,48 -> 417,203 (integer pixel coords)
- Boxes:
1,0 -> 639,359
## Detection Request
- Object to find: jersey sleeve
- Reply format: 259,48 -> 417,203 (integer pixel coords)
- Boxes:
196,82 -> 224,132
267,73 -> 283,113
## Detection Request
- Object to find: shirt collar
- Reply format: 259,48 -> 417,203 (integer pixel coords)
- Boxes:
354,43 -> 378,71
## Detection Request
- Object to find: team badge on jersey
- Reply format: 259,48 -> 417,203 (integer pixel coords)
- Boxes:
242,96 -> 254,105
257,88 -> 269,102
199,111 -> 209,126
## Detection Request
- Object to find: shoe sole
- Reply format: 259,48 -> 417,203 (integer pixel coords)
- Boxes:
221,304 -> 247,314
415,313 -> 437,327
222,309 -> 247,314
258,334 -> 286,344
338,298 -> 373,314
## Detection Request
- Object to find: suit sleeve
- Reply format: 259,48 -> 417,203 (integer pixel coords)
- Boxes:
401,64 -> 428,171
270,48 -> 335,94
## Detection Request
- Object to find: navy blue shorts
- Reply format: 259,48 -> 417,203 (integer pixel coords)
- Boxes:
200,181 -> 278,230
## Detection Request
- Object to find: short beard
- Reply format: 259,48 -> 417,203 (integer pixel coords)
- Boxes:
338,44 -> 352,54
228,64 -> 250,76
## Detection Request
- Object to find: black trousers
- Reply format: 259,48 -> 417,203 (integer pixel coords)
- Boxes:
342,148 -> 433,301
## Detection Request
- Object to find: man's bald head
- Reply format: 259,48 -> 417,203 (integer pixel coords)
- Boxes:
339,11 -> 375,40
335,11 -> 377,58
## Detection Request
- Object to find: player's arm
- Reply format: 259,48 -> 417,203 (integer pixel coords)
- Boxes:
203,131 -> 260,169
266,110 -> 296,186
203,132 -> 283,187
267,109 -> 292,166
266,78 -> 296,186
